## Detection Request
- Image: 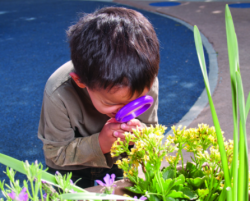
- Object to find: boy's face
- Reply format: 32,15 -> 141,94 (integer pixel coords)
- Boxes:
86,86 -> 149,118
70,72 -> 150,118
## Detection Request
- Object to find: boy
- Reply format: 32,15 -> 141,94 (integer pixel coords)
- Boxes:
38,6 -> 160,188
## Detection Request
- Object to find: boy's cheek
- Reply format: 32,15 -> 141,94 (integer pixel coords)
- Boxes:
97,105 -> 118,115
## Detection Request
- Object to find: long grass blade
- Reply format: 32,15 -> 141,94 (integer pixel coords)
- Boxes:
0,153 -> 86,193
225,5 -> 239,199
245,92 -> 250,118
60,192 -> 138,200
194,25 -> 232,201
236,71 -> 249,201
193,26 -> 210,93
218,187 -> 227,201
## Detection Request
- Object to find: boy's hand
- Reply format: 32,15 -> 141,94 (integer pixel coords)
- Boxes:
120,119 -> 143,133
99,118 -> 127,154
99,118 -> 143,154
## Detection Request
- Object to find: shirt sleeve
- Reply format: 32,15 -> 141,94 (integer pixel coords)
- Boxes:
38,91 -> 113,169
137,77 -> 159,127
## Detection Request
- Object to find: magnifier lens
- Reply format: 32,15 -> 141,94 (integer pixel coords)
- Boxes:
115,95 -> 154,123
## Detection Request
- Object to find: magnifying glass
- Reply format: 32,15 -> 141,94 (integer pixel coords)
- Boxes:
115,95 -> 154,123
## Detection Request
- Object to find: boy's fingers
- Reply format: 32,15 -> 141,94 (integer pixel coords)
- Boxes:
113,131 -> 126,140
121,119 -> 143,132
107,122 -> 122,131
121,124 -> 137,132
126,119 -> 142,127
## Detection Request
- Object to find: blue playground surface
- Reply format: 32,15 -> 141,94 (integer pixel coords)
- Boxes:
149,2 -> 181,7
0,0 -> 208,186
229,3 -> 250,8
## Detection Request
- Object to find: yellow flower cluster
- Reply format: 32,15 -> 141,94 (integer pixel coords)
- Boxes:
209,146 -> 221,163
165,153 -> 181,166
186,124 -> 218,151
165,124 -> 235,175
110,125 -> 170,179
110,137 -> 122,157
168,124 -> 222,155
169,125 -> 187,144
110,123 -> 235,190
224,139 -> 234,164
115,156 -> 139,178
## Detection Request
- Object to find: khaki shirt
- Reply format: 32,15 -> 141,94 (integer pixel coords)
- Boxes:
38,61 -> 159,170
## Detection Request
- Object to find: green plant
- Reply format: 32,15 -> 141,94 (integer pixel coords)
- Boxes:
194,5 -> 250,201
0,153 -> 139,201
110,5 -> 250,201
111,124 -> 236,201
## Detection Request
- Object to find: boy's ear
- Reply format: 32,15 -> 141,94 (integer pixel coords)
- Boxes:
70,72 -> 86,88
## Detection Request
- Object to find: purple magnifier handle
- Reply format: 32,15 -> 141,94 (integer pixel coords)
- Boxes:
115,95 -> 154,123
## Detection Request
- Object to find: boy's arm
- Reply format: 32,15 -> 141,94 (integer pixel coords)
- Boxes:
137,77 -> 159,127
38,91 -> 114,169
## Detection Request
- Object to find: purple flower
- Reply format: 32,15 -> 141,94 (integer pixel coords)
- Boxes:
43,193 -> 47,198
134,196 -> 147,200
8,187 -> 28,201
70,179 -> 74,185
55,171 -> 60,175
95,174 -> 115,187
8,191 -> 16,199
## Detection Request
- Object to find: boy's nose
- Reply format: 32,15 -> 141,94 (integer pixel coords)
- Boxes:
115,105 -> 125,113
115,107 -> 121,113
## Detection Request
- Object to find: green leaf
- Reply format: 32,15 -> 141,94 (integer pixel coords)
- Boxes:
236,71 -> 249,201
174,174 -> 185,186
125,186 -> 143,194
167,187 -> 198,200
60,192 -> 138,200
168,190 -> 184,198
186,162 -> 196,171
162,178 -> 175,193
171,184 -> 184,192
210,192 -> 219,201
162,168 -> 175,180
190,170 -> 204,179
197,188 -> 209,199
193,26 -> 210,93
218,187 -> 227,201
137,179 -> 150,192
181,187 -> 198,200
166,197 -> 176,201
225,5 -> 239,201
194,24 -> 232,200
184,162 -> 201,178
148,194 -> 161,201
245,92 -> 250,120
186,176 -> 206,189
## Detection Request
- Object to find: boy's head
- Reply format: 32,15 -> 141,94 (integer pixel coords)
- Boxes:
67,7 -> 159,117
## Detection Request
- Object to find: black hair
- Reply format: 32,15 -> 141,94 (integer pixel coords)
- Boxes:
67,7 -> 159,96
